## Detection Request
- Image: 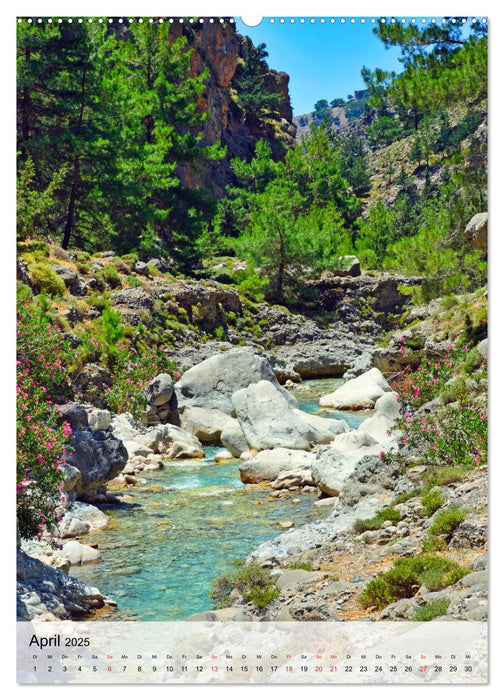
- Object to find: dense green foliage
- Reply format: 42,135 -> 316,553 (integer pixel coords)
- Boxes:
358,555 -> 468,610
232,40 -> 283,121
414,598 -> 450,621
210,562 -> 279,609
17,19 -> 222,270
18,18 -> 487,302
208,130 -> 360,301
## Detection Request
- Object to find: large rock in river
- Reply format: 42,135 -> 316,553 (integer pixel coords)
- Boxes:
319,367 -> 391,410
221,418 -> 249,457
175,349 -> 292,413
179,406 -> 231,444
292,409 -> 348,444
175,350 -> 295,441
232,380 -> 312,450
240,448 -> 316,484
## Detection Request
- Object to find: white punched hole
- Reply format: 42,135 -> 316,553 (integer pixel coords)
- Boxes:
241,17 -> 263,27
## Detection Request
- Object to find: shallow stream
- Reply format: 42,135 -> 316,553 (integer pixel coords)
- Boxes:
72,378 -> 366,620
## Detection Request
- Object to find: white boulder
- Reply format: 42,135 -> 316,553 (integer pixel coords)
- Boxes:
319,367 -> 392,410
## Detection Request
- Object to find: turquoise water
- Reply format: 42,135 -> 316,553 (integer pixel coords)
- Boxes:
71,378 -> 367,621
72,450 -> 318,620
291,377 -> 369,430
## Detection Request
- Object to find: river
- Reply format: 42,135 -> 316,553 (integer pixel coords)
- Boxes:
71,378 -> 367,620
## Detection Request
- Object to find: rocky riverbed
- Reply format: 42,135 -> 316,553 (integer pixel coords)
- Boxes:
17,323 -> 488,625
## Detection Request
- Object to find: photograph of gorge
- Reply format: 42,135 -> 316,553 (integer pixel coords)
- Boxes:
16,15 -> 488,629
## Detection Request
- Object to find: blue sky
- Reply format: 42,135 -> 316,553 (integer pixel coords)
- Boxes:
234,17 -> 480,116
234,18 -> 404,115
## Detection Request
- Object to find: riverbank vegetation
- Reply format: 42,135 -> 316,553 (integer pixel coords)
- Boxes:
16,16 -> 487,617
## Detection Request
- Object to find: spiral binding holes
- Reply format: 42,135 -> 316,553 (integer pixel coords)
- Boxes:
16,17 -> 487,26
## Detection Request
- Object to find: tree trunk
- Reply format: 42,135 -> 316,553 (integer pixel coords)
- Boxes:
61,156 -> 80,249
276,224 -> 285,303
61,67 -> 87,249
20,47 -> 32,158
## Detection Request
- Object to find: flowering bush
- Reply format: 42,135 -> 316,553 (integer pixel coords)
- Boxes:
16,294 -> 75,539
388,342 -> 487,470
393,337 -> 470,408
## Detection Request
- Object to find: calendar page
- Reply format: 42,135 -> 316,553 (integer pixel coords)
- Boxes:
15,9 -> 488,685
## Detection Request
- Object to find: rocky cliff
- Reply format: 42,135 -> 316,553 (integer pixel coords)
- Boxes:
171,20 -> 296,194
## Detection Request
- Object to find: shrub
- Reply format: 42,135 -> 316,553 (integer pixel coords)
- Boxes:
28,262 -> 66,297
429,505 -> 466,537
102,264 -> 122,289
88,296 -> 109,311
388,344 -> 487,471
18,240 -> 49,256
421,490 -> 445,517
423,465 -> 472,490
126,275 -> 143,288
214,326 -> 227,341
413,598 -> 450,621
287,562 -> 313,571
210,563 -> 279,609
358,555 -> 468,610
391,490 -> 421,505
121,253 -> 138,266
102,307 -> 124,349
353,505 -> 402,534
17,294 -> 76,539
237,271 -> 268,301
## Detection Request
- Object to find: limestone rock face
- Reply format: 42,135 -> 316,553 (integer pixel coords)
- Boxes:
464,212 -> 488,253
17,547 -> 108,620
166,21 -> 295,196
170,281 -> 241,331
319,367 -> 391,410
65,429 -> 128,497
